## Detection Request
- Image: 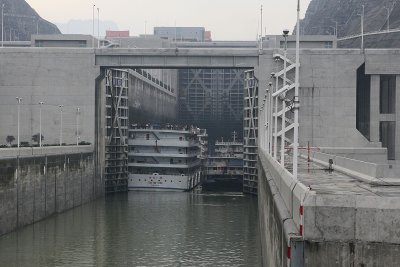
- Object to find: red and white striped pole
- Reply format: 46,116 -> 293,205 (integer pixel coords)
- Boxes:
299,200 -> 304,237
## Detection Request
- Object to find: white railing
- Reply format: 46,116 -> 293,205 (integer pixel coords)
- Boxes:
260,49 -> 300,178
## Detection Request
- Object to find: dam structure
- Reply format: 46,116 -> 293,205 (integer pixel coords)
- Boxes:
1,33 -> 400,265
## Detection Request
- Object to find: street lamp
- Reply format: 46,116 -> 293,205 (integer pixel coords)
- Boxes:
2,4 -> 4,48
97,7 -> 100,48
280,29 -> 289,166
76,107 -> 80,146
92,4 -> 96,48
16,97 -> 22,148
260,5 -> 263,51
293,0 -> 301,180
59,105 -> 63,146
268,82 -> 274,154
358,5 -> 365,50
38,102 -> 44,147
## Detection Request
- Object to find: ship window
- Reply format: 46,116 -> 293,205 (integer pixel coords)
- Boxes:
139,179 -> 141,181
171,180 -> 172,182
179,136 -> 183,141
146,133 -> 150,140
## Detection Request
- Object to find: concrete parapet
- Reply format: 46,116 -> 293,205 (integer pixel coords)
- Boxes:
319,147 -> 388,164
304,150 -> 393,184
259,149 -> 310,234
0,145 -> 93,159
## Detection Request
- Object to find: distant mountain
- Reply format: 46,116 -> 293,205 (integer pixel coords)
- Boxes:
1,0 -> 60,41
57,20 -> 119,36
299,0 -> 400,48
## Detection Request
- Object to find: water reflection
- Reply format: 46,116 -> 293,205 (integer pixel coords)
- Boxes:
0,191 -> 261,266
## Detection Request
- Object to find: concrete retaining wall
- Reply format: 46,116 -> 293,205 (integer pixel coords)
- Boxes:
0,147 -> 103,236
258,157 -> 301,267
258,149 -> 400,266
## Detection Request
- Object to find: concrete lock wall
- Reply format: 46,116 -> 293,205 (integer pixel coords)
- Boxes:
256,50 -> 372,149
0,147 -> 103,236
0,48 -> 97,146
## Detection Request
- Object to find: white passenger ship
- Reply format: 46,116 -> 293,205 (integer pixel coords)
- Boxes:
128,124 -> 202,191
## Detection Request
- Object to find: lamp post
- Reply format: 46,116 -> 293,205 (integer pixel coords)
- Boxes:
260,5 -> 263,51
361,5 -> 364,50
38,101 -> 44,147
265,83 -> 272,153
59,105 -> 63,146
281,29 -> 289,166
2,4 -> 4,48
76,107 -> 80,146
16,97 -> 22,148
273,74 -> 278,159
269,82 -> 274,154
293,0 -> 301,180
92,4 -> 96,48
97,7 -> 100,48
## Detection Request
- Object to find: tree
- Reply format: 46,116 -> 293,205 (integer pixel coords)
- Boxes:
32,133 -> 44,145
6,135 -> 15,146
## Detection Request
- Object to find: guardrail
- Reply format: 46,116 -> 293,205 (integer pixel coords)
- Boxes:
0,145 -> 94,159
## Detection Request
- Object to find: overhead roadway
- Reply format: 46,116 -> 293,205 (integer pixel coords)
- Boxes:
95,48 -> 260,69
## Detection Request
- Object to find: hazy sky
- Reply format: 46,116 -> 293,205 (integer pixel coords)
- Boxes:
25,0 -> 312,40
